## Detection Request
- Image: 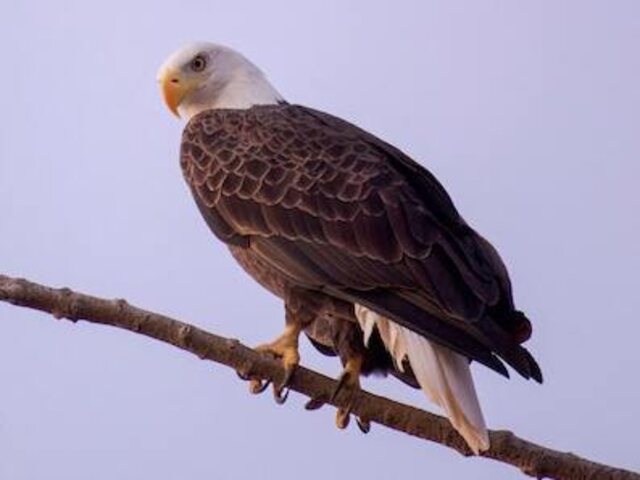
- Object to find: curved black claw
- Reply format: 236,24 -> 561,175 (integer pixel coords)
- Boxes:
273,386 -> 290,404
356,416 -> 371,434
249,378 -> 272,394
304,395 -> 328,411
236,370 -> 251,381
271,364 -> 296,405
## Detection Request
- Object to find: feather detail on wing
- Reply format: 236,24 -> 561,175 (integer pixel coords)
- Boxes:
355,304 -> 490,454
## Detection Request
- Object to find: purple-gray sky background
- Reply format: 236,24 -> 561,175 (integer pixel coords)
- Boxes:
1,1 -> 638,478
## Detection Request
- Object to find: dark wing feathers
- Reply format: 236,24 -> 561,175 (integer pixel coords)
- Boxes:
181,104 -> 541,382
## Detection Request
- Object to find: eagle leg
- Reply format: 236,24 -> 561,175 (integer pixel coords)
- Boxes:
247,287 -> 327,402
331,356 -> 366,430
249,322 -> 302,403
323,314 -> 374,433
301,351 -> 370,433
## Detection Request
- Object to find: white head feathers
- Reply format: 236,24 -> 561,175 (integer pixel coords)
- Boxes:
157,42 -> 283,120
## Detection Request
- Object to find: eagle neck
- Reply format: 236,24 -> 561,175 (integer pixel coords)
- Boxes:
179,71 -> 283,120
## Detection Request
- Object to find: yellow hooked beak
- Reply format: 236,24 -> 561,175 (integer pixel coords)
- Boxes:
158,68 -> 197,117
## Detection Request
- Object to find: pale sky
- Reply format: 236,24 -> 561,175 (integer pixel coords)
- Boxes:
1,1 -> 639,478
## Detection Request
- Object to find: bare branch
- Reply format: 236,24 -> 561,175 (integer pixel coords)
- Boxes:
0,273 -> 637,480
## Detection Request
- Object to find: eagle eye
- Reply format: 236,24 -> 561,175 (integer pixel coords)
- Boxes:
190,55 -> 207,72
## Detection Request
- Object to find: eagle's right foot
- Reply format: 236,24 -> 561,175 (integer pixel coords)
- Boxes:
248,323 -> 301,404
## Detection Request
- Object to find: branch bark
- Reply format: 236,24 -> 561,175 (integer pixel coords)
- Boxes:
0,273 -> 636,480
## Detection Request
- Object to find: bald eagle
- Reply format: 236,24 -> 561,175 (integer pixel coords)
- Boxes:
157,42 -> 542,454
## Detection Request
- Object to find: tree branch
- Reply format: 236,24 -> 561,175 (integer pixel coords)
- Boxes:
0,273 -> 636,480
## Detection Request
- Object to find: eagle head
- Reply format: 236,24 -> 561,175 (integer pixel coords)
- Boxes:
157,42 -> 283,120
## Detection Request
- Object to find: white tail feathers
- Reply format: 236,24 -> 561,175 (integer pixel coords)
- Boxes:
355,304 -> 489,454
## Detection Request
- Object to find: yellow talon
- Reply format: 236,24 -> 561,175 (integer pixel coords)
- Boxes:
333,356 -> 363,430
249,323 -> 302,403
255,323 -> 301,366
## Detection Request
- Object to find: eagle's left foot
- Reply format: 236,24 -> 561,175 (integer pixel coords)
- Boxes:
331,357 -> 369,432
249,324 -> 301,404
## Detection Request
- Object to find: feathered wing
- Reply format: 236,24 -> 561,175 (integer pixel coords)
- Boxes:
180,104 -> 542,450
